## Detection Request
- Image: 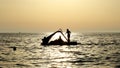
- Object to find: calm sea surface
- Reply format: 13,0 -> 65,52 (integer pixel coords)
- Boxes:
0,32 -> 120,68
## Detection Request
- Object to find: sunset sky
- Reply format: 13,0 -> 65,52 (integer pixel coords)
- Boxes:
0,0 -> 120,32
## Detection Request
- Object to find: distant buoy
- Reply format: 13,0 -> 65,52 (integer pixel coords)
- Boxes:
13,47 -> 16,51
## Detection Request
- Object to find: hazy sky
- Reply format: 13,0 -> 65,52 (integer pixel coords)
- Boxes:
0,0 -> 120,32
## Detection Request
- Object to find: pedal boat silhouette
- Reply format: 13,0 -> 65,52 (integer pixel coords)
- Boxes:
41,29 -> 77,45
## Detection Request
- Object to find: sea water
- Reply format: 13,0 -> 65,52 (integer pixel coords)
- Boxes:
0,32 -> 120,68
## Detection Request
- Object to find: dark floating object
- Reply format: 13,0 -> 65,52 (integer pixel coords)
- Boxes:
13,47 -> 16,51
9,46 -> 17,51
41,29 -> 77,45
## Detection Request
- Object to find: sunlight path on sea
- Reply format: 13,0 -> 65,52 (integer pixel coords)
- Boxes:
0,33 -> 120,68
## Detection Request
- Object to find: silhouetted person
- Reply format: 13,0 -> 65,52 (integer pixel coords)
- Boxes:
42,37 -> 47,44
66,29 -> 71,44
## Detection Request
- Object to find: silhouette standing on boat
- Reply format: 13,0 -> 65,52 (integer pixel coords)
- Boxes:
66,29 -> 71,44
41,29 -> 77,45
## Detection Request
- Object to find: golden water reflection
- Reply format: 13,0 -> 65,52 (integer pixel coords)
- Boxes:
0,33 -> 120,68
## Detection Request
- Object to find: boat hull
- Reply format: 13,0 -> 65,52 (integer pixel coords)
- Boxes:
41,41 -> 77,45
